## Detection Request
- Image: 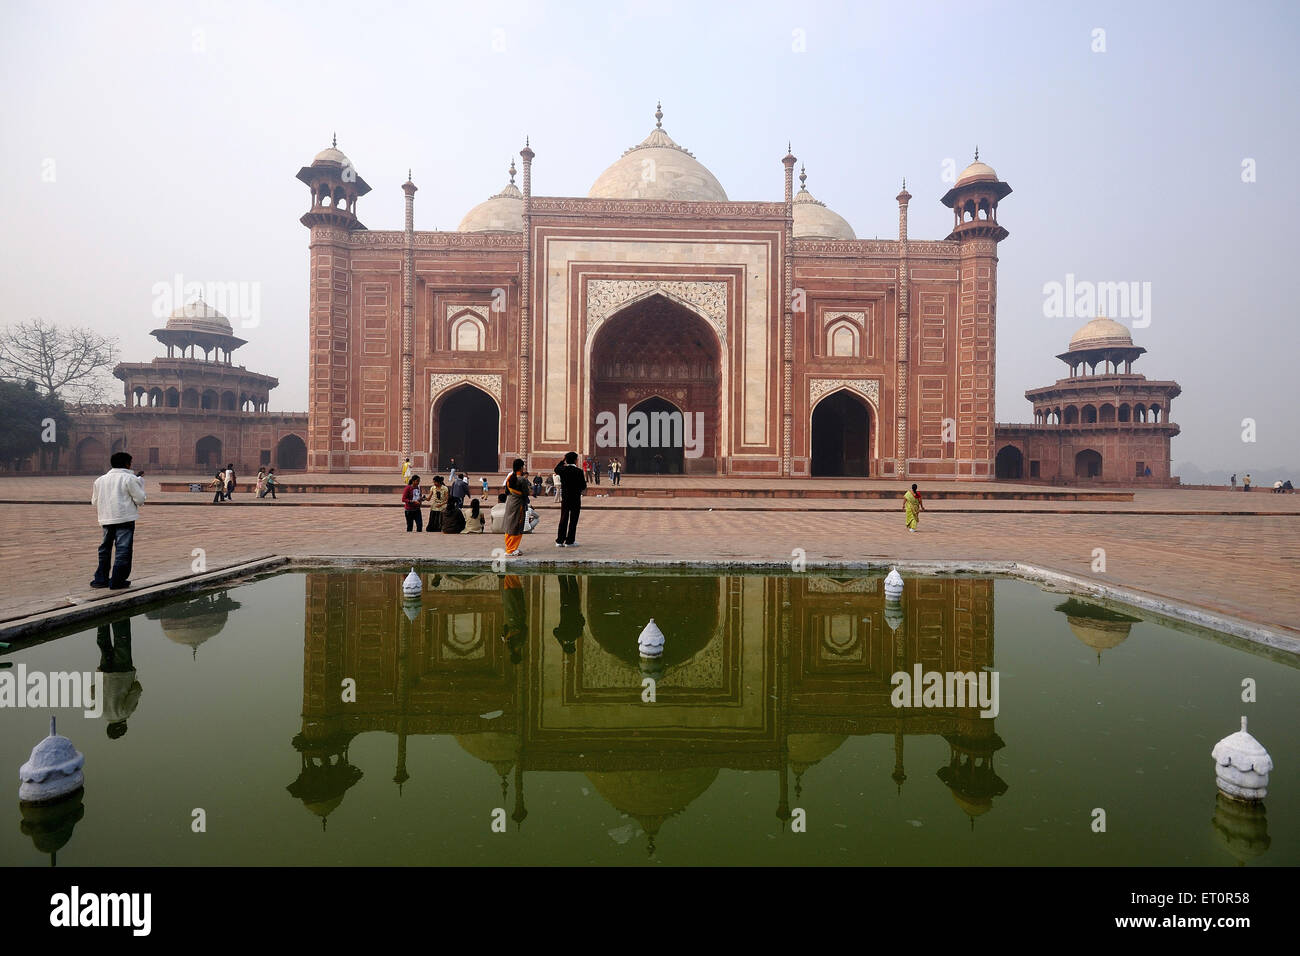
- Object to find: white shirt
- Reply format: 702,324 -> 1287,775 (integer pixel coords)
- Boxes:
91,468 -> 146,525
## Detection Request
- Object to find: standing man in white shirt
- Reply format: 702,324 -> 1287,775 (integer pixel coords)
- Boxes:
90,451 -> 147,590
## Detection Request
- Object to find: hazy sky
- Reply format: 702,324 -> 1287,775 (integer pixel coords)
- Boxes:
2,0 -> 1296,473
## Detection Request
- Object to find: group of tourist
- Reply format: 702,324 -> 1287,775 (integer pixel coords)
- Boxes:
1230,473 -> 1294,493
208,463 -> 278,503
401,472 -> 486,534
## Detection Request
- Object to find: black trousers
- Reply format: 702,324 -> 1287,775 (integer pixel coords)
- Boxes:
404,509 -> 423,532
556,497 -> 581,544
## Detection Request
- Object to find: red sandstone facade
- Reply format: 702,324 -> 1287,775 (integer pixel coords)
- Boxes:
299,112 -> 1011,479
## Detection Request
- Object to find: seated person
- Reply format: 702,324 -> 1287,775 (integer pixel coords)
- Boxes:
441,497 -> 466,534
488,493 -> 509,534
462,498 -> 485,533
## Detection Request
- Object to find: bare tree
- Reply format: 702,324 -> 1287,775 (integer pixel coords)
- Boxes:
0,318 -> 120,404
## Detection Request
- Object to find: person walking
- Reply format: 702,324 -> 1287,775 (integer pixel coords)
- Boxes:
224,463 -> 236,500
210,470 -> 225,504
426,475 -> 448,532
594,459 -> 602,485
462,498 -> 485,533
503,459 -> 530,556
554,451 -> 587,548
402,475 -> 425,532
903,483 -> 924,532
260,468 -> 279,500
450,472 -> 470,508
401,457 -> 412,481
448,458 -> 458,485
583,457 -> 593,485
1230,474 -> 1237,488
90,451 -> 147,590
480,476 -> 489,497
256,467 -> 268,498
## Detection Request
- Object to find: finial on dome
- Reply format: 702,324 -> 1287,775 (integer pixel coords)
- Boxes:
332,132 -> 337,148
508,158 -> 516,184
974,145 -> 979,162
655,101 -> 663,128
902,177 -> 907,189
407,168 -> 412,181
799,164 -> 807,189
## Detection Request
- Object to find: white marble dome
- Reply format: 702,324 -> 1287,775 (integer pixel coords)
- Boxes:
792,169 -> 855,240
165,301 -> 233,336
589,105 -> 728,202
955,159 -> 999,187
1068,316 -> 1133,351
458,180 -> 524,233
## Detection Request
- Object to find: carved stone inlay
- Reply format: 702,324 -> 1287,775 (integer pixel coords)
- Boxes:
430,372 -> 503,406
809,377 -> 879,409
585,279 -> 728,346
445,304 -> 489,324
823,310 -> 865,328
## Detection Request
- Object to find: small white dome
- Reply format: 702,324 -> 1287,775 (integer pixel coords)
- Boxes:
955,159 -> 998,187
792,170 -> 855,239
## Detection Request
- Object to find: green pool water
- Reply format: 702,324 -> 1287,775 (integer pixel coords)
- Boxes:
1,569 -> 1294,866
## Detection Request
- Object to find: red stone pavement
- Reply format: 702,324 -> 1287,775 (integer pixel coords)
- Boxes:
1,476 -> 1297,637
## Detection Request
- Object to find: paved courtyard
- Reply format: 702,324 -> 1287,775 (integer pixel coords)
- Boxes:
1,476 -> 1297,642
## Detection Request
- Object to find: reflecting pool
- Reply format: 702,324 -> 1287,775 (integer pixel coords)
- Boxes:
1,570 -> 1295,866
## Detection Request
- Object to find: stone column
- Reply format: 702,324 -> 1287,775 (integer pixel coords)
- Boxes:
782,146 -> 797,476
306,226 -> 352,472
401,173 -> 417,462
519,139 -> 535,466
895,183 -> 911,477
956,237 -> 998,478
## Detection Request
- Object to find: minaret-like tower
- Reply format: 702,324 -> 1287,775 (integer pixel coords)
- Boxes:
401,171 -> 417,463
781,143 -> 797,477
895,179 -> 912,476
297,137 -> 372,471
518,137 -> 535,465
940,151 -> 1012,479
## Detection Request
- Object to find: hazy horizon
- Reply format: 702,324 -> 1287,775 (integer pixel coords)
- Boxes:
2,0 -> 1295,474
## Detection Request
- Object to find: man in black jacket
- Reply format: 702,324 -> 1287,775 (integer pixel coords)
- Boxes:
554,451 -> 587,547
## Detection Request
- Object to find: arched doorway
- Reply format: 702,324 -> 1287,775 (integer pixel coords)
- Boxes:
434,384 -> 499,473
810,390 -> 871,477
624,396 -> 687,474
995,445 -> 1024,480
1075,449 -> 1103,479
590,295 -> 720,474
276,434 -> 307,471
75,437 -> 107,473
585,575 -> 721,669
195,435 -> 222,470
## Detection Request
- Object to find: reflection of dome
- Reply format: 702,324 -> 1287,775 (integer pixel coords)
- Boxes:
586,575 -> 719,669
1211,792 -> 1270,864
793,171 -> 856,240
587,767 -> 719,853
1055,598 -> 1140,661
458,162 -> 524,232
147,592 -> 241,659
455,733 -> 520,777
1068,317 -> 1134,351
955,159 -> 998,186
20,789 -> 85,861
163,301 -> 233,337
589,104 -> 728,202
787,734 -> 847,774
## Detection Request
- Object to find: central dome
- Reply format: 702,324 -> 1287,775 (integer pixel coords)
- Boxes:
588,104 -> 728,202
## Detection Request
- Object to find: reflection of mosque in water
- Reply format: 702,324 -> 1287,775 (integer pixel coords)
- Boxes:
289,571 -> 1013,849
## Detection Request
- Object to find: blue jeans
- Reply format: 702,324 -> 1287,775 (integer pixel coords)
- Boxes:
93,522 -> 135,587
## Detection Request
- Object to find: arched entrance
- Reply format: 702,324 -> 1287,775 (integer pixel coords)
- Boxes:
75,437 -> 107,473
995,445 -> 1024,480
590,295 -> 720,474
195,435 -> 222,470
810,390 -> 871,477
434,384 -> 499,473
585,575 -> 721,669
624,396 -> 687,474
275,434 -> 307,471
1075,449 -> 1103,479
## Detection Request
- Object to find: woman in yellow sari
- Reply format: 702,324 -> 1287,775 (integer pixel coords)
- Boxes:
503,458 -> 530,556
904,483 -> 924,532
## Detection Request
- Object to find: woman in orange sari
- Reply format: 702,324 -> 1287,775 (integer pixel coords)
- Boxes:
503,458 -> 530,556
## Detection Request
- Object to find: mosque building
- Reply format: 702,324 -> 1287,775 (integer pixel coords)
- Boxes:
298,107 -> 1011,479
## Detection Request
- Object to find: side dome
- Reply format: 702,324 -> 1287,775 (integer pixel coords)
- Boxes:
1068,316 -> 1133,351
956,159 -> 998,187
792,167 -> 856,240
165,300 -> 232,336
589,104 -> 728,202
458,161 -> 524,233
